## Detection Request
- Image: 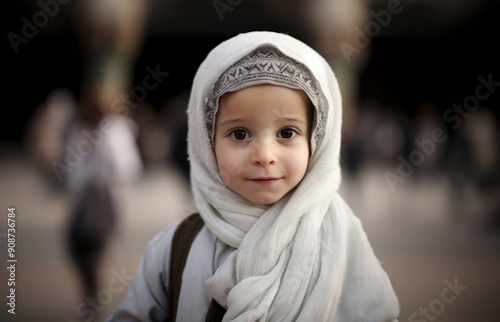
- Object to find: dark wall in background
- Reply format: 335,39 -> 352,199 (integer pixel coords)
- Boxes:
361,0 -> 500,119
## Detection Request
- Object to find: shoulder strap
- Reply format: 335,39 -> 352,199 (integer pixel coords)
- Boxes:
168,213 -> 227,322
206,299 -> 227,322
169,213 -> 204,322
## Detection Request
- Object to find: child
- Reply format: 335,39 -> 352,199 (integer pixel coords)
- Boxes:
108,31 -> 400,322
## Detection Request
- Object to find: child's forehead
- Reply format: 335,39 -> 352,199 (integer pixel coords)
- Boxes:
221,84 -> 309,101
219,85 -> 311,117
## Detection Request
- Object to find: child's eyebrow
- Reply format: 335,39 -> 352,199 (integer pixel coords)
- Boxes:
280,117 -> 306,124
217,118 -> 249,127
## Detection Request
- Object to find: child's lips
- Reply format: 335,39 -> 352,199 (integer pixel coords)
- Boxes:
248,177 -> 281,185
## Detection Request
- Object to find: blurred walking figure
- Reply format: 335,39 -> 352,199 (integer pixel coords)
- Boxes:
448,107 -> 500,225
25,88 -> 78,187
66,0 -> 147,312
25,0 -> 148,310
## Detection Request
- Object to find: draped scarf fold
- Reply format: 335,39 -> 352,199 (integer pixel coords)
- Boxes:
187,31 -> 399,322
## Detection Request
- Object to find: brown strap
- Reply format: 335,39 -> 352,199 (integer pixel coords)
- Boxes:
168,213 -> 204,322
206,298 -> 227,322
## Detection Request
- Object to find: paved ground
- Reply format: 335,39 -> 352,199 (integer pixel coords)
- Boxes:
0,154 -> 499,322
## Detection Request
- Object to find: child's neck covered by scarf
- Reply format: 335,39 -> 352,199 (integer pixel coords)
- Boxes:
187,31 -> 400,322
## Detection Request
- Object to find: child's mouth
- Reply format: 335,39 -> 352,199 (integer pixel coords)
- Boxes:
248,178 -> 280,185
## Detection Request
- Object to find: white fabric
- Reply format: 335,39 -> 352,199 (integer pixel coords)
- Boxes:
107,223 -> 235,322
187,31 -> 399,322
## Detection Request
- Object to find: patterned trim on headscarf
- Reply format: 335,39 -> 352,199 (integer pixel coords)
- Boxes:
205,47 -> 326,149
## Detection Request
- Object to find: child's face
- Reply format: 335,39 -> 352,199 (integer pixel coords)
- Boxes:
214,84 -> 311,205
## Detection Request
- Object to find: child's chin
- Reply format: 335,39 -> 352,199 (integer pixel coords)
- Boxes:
246,193 -> 283,206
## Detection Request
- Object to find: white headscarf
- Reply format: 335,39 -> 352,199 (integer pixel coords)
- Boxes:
187,31 -> 399,322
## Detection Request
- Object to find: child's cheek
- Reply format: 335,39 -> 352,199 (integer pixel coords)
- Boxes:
219,158 -> 243,185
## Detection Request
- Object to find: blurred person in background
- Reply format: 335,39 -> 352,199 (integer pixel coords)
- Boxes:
412,100 -> 448,180
65,0 -> 147,310
447,107 -> 500,226
26,0 -> 149,314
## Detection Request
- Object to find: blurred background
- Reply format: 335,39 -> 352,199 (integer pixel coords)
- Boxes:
0,0 -> 499,321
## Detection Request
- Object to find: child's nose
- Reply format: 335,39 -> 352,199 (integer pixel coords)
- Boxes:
251,140 -> 277,166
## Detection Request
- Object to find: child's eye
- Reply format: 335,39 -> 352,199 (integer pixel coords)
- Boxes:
277,128 -> 297,139
230,129 -> 250,141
